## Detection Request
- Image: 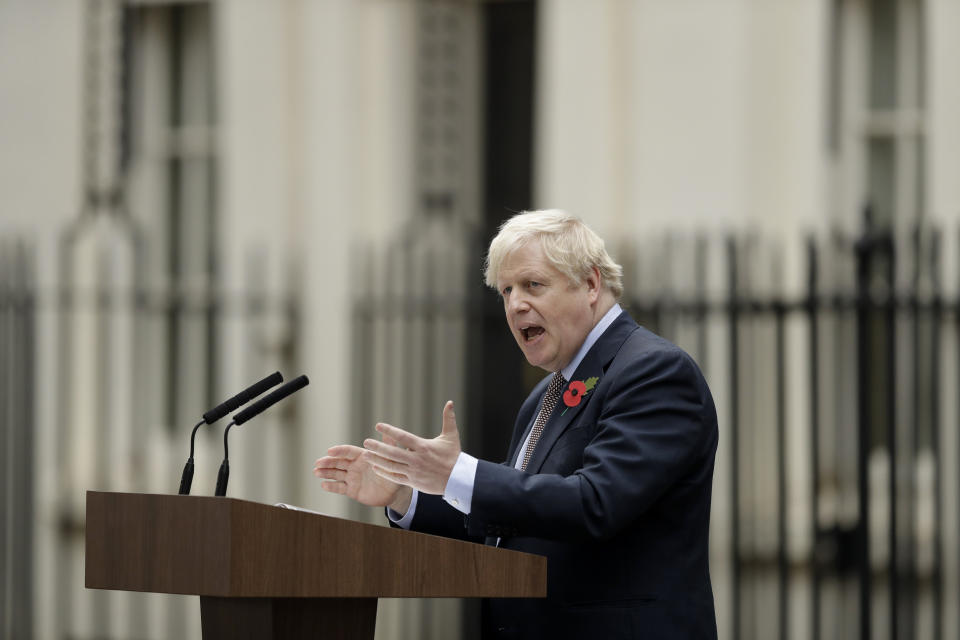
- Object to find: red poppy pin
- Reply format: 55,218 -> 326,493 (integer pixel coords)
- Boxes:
560,376 -> 599,415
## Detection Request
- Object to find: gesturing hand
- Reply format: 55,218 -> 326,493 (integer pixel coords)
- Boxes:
363,400 -> 461,496
313,430 -> 411,512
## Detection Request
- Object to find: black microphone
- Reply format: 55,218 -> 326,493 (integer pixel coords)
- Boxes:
178,371 -> 283,495
214,375 -> 310,497
203,371 -> 285,424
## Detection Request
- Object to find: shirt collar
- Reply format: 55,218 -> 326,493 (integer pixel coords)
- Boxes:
560,303 -> 622,381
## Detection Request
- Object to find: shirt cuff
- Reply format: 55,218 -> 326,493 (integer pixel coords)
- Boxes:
443,452 -> 478,514
386,489 -> 419,529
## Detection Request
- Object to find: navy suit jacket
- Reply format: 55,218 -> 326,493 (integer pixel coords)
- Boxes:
407,311 -> 719,639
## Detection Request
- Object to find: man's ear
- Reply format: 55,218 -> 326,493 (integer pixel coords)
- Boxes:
585,266 -> 602,302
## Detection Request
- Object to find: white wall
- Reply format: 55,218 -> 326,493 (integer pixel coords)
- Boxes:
536,0 -> 830,246
927,0 -> 960,292
0,0 -> 83,235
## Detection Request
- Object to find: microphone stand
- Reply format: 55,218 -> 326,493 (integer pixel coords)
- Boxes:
178,420 -> 206,495
214,420 -> 236,497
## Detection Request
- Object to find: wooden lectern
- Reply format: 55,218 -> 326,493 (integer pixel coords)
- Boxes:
85,491 -> 546,639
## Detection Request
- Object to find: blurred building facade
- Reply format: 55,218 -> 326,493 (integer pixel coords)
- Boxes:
2,1 -> 959,639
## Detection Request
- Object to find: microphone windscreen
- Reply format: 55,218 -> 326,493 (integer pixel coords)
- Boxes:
203,371 -> 283,424
232,375 -> 309,426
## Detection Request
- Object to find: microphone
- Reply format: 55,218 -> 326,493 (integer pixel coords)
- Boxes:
203,371 -> 285,424
178,371 -> 283,495
214,374 -> 310,497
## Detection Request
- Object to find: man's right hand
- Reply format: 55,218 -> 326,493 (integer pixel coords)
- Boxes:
313,438 -> 413,514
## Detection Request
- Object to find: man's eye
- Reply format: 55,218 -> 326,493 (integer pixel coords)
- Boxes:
501,286 -> 512,296
529,281 -> 541,288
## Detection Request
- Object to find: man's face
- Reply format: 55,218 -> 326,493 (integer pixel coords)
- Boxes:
496,240 -> 599,373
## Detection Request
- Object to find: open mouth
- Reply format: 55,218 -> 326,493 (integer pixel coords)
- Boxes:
521,326 -> 545,342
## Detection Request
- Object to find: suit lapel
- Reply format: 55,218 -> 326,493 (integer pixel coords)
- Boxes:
525,311 -> 638,473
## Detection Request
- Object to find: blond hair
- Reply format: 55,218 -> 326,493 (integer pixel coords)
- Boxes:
484,209 -> 624,299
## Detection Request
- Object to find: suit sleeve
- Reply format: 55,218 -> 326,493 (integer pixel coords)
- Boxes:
467,346 -> 715,543
404,492 -> 485,543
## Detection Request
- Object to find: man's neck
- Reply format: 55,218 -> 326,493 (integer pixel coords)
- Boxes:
592,293 -> 616,325
560,300 -> 622,380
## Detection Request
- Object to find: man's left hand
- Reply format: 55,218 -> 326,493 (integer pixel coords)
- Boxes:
363,400 -> 461,495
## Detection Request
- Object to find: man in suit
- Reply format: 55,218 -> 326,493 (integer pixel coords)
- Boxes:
314,210 -> 718,639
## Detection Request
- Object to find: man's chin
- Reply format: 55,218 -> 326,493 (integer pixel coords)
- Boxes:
522,354 -> 554,373
518,342 -> 557,371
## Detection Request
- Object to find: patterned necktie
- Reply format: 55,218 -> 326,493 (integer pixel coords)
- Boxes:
521,373 -> 566,471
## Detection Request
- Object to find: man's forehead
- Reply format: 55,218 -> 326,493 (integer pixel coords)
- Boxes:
498,245 -> 555,280
499,263 -> 551,282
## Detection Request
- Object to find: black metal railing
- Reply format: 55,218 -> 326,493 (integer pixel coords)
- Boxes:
623,223 -> 953,640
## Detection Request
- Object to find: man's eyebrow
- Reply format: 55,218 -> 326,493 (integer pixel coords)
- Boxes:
524,270 -> 550,281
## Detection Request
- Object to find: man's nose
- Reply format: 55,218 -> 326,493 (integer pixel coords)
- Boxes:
507,292 -> 530,314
